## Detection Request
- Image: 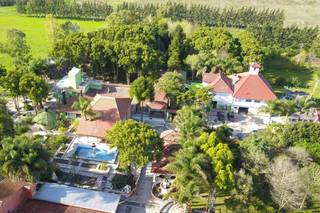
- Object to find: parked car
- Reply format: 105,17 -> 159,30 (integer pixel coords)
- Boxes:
217,111 -> 225,121
227,112 -> 235,122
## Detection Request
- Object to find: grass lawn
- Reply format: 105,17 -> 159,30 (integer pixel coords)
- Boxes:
192,194 -> 229,212
0,6 -> 105,69
263,55 -> 320,98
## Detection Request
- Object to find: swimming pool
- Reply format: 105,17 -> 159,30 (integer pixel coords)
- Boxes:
74,145 -> 117,163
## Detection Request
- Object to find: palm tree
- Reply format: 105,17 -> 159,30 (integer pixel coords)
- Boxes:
166,146 -> 212,212
72,96 -> 95,120
0,136 -> 51,182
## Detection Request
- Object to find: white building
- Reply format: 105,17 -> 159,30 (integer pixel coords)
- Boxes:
203,63 -> 277,114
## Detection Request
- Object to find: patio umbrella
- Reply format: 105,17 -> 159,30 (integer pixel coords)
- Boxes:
33,110 -> 57,129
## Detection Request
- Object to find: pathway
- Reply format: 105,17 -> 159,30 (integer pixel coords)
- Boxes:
117,167 -> 168,213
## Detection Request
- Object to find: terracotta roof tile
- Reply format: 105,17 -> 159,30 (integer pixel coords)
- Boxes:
76,95 -> 131,138
233,73 -> 277,101
18,199 -> 105,213
207,72 -> 233,94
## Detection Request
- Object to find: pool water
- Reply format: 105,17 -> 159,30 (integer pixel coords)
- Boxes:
74,145 -> 117,163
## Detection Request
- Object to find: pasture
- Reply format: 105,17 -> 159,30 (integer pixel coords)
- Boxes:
0,6 -> 104,69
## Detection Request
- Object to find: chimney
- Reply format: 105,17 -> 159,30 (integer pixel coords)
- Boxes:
249,63 -> 261,75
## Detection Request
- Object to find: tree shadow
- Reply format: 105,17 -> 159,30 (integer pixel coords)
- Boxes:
262,54 -> 314,95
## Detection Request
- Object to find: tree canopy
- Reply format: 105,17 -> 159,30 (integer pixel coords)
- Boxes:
106,119 -> 163,171
0,135 -> 52,182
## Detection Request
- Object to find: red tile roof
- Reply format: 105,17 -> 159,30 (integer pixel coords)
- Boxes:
18,199 -> 105,213
207,72 -> 233,94
0,179 -> 32,200
76,95 -> 131,138
202,71 -> 277,101
233,73 -> 277,101
202,73 -> 218,84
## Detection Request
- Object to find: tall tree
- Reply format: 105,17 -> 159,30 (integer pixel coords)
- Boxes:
267,157 -> 307,211
166,145 -> 212,212
1,69 -> 22,113
0,135 -> 52,182
0,99 -> 14,140
129,76 -> 154,121
106,119 -> 163,172
237,30 -> 263,66
167,25 -> 186,71
156,71 -> 184,108
19,73 -> 49,111
0,29 -> 31,68
177,86 -> 212,108
197,132 -> 235,212
72,96 -> 95,120
173,106 -> 206,140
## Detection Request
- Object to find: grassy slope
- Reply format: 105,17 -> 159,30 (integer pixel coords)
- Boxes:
0,6 -> 105,69
263,55 -> 320,98
126,0 -> 320,26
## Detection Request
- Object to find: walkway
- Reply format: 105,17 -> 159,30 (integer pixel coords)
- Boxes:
117,167 -> 167,213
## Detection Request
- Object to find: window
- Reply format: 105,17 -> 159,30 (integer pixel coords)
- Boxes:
254,100 -> 260,103
245,99 -> 251,102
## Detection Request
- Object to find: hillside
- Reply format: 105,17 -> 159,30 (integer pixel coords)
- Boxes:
125,0 -> 320,26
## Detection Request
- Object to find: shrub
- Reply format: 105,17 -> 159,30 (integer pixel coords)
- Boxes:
45,135 -> 71,155
98,163 -> 108,171
111,174 -> 134,190
274,77 -> 288,87
15,120 -> 29,135
289,77 -> 304,88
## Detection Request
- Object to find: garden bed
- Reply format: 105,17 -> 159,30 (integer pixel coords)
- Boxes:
55,169 -> 97,187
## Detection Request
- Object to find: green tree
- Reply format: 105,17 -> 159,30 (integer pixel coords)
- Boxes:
106,119 -> 163,171
167,25 -> 186,71
1,69 -> 22,113
237,30 -> 263,66
0,64 -> 6,78
177,86 -> 212,108
184,54 -> 200,80
72,96 -> 95,120
129,76 -> 154,121
173,106 -> 206,140
156,71 -> 184,107
20,73 -> 49,111
0,29 -> 31,68
310,36 -> 320,58
0,99 -> 14,140
105,10 -> 141,26
166,145 -> 212,212
197,131 -> 235,212
0,135 -> 52,182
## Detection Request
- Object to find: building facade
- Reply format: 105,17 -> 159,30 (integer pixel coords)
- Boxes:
203,63 -> 277,114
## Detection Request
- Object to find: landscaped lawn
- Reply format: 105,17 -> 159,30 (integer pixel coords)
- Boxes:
0,6 -> 105,69
263,55 -> 320,98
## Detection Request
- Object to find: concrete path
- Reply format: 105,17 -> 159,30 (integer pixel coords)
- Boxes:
117,167 -> 167,213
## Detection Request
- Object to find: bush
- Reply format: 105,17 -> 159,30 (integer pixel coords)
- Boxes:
45,135 -> 71,155
274,77 -> 288,87
111,174 -> 135,190
15,120 -> 29,135
98,163 -> 108,171
289,77 -> 304,88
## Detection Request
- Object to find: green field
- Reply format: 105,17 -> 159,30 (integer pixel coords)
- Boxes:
0,6 -> 105,69
126,0 -> 320,26
263,55 -> 320,98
